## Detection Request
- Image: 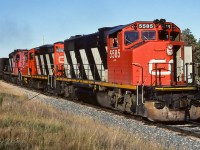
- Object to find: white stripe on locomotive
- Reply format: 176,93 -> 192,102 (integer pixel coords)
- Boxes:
12,58 -> 14,72
91,47 -> 108,81
45,54 -> 53,75
80,49 -> 93,80
64,53 -> 71,78
69,51 -> 79,78
9,58 -> 13,72
105,46 -> 108,53
40,55 -> 46,75
35,56 -> 41,75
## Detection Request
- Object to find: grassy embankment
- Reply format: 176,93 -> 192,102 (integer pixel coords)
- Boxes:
0,92 -> 167,150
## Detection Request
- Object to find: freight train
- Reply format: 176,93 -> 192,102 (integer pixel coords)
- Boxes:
1,19 -> 200,121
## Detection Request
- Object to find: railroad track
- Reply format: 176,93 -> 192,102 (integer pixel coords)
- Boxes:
154,121 -> 200,139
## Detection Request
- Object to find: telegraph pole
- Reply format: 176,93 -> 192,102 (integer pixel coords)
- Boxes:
43,35 -> 44,45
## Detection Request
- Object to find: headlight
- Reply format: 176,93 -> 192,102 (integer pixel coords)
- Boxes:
167,44 -> 173,56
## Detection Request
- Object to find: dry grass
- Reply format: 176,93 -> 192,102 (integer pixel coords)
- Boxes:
0,92 -> 167,150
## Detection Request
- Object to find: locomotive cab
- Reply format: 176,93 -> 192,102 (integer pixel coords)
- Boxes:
53,42 -> 64,76
28,48 -> 37,75
107,19 -> 189,87
12,49 -> 28,76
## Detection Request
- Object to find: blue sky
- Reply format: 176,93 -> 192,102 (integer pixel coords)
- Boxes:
0,0 -> 200,57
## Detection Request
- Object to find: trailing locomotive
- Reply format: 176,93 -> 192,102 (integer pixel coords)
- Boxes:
2,19 -> 200,121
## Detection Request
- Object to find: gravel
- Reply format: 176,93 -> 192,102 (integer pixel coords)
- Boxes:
2,81 -> 200,150
27,91 -> 200,149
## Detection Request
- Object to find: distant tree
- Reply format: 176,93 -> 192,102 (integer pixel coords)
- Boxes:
182,28 -> 196,46
195,39 -> 200,62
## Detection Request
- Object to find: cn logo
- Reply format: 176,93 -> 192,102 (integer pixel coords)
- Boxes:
149,59 -> 173,75
58,56 -> 64,63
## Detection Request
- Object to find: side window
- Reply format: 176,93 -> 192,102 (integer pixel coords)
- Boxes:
24,54 -> 28,62
29,52 -> 34,60
16,54 -> 20,62
124,31 -> 139,45
109,33 -> 119,48
142,31 -> 156,40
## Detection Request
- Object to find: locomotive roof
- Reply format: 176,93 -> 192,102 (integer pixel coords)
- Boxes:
107,20 -> 178,35
107,25 -> 127,35
107,21 -> 160,35
14,49 -> 28,52
64,26 -> 115,42
66,32 -> 98,41
36,44 -> 53,48
54,41 -> 64,44
13,49 -> 28,55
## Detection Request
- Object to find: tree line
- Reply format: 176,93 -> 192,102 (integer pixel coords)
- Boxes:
182,29 -> 200,62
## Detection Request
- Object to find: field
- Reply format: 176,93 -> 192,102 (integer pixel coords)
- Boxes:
0,90 -> 167,150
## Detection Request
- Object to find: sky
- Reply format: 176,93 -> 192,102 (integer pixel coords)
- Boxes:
0,0 -> 200,57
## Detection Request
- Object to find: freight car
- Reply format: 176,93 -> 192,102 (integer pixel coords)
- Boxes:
2,19 -> 200,122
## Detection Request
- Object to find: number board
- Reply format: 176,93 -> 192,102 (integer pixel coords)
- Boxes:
138,23 -> 154,29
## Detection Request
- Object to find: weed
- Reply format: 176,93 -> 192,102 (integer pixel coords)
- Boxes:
0,95 -> 3,109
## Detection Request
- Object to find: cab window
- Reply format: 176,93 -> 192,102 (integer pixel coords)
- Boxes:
142,31 -> 156,40
16,54 -> 20,61
170,32 -> 180,41
109,33 -> 119,48
56,48 -> 64,52
158,30 -> 169,40
124,31 -> 139,45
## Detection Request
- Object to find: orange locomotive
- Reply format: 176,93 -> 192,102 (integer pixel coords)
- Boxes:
28,42 -> 64,76
2,19 -> 200,121
26,42 -> 64,90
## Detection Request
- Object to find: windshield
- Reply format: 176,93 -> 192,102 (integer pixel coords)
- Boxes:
124,31 -> 139,45
158,31 -> 180,41
142,31 -> 156,40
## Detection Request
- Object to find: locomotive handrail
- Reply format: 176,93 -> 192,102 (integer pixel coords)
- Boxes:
149,62 -> 197,87
132,63 -> 144,84
149,62 -> 173,86
185,62 -> 195,85
62,63 -> 105,81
